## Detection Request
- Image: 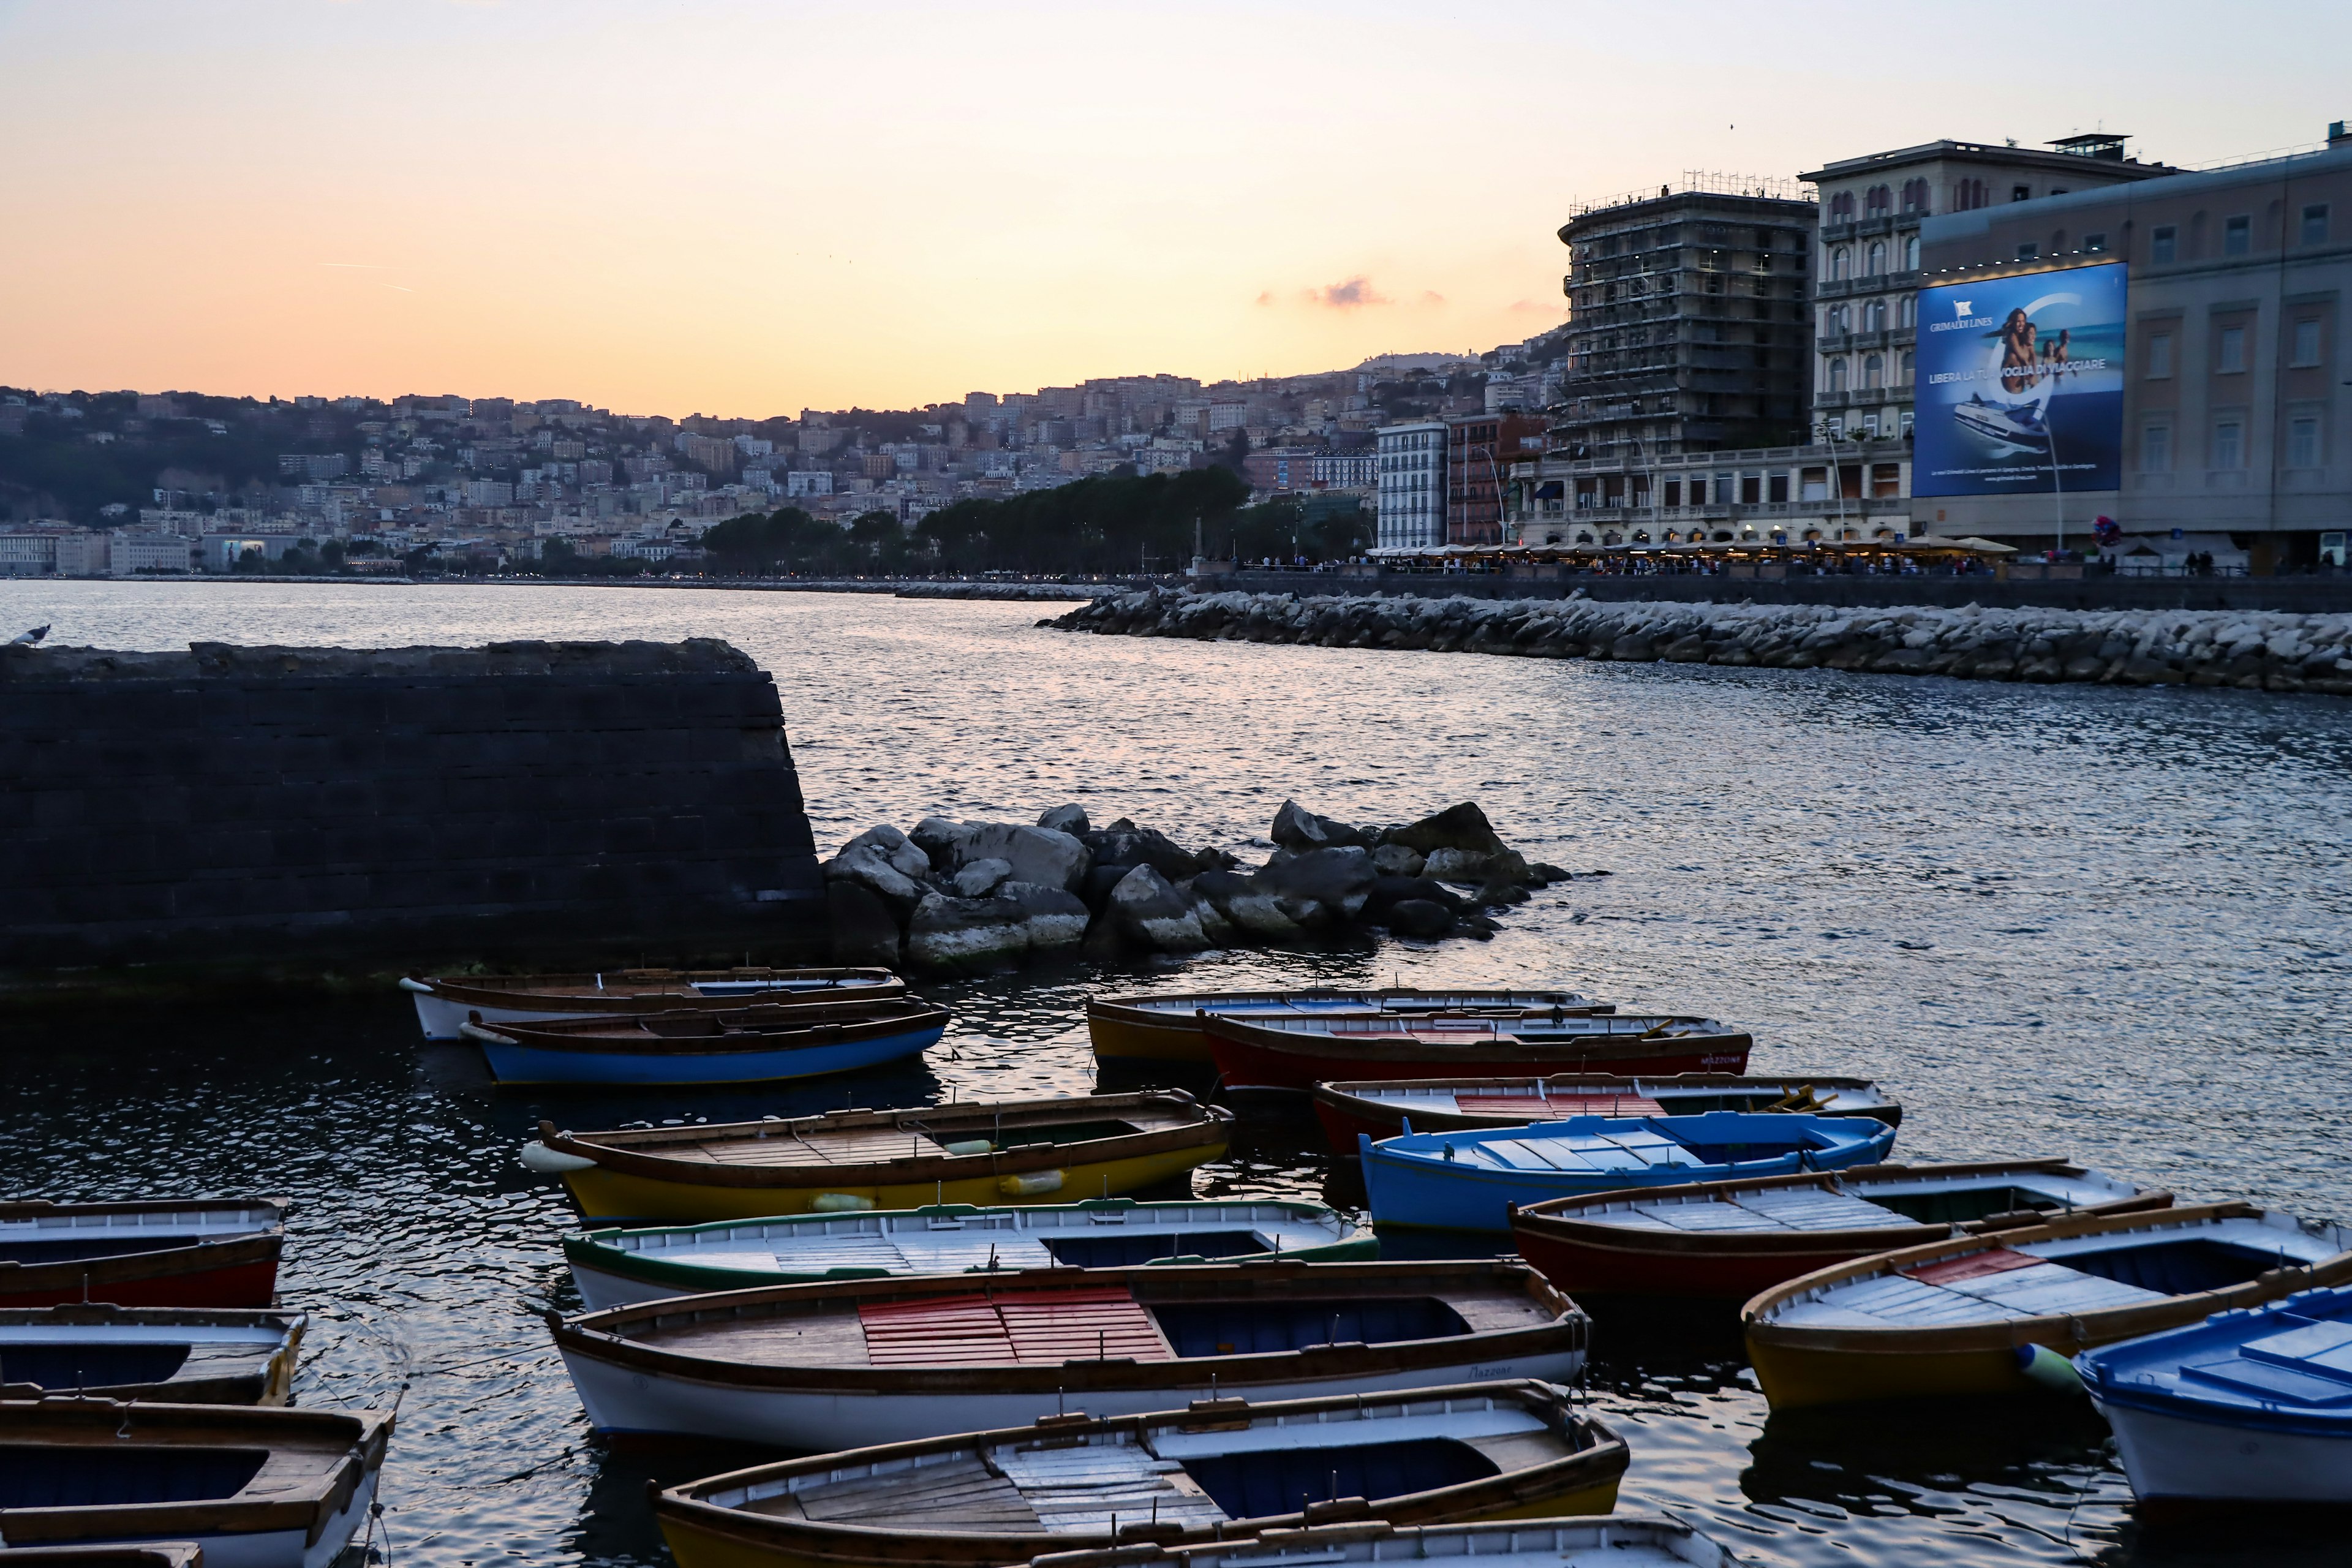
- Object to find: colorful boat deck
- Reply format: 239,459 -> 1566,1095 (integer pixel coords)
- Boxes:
856,1286 -> 1175,1367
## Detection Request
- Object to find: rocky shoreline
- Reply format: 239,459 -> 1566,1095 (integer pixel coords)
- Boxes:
1048,587 -> 2352,695
821,800 -> 1581,973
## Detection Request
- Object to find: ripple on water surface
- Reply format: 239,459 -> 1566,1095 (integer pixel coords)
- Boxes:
2,581 -> 2350,1568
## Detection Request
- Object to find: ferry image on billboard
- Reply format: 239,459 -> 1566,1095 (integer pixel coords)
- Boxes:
1912,259 -> 2127,498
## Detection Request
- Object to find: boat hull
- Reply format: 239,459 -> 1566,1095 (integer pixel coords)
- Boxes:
0,1248 -> 281,1311
407,970 -> 902,1041
1088,1008 -> 1217,1065
1513,1228 -> 1898,1302
656,1471 -> 1623,1568
1313,1076 -> 1896,1154
2093,1393 -> 2352,1506
1210,1032 -> 1751,1095
476,1022 -> 944,1087
565,1343 -> 1588,1451
558,1142 -> 1226,1225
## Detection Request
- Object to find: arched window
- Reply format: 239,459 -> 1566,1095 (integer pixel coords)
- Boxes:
1830,192 -> 1855,222
1900,350 -> 1915,384
1901,178 -> 1930,214
1865,184 -> 1891,217
1829,358 -> 1848,392
1903,235 -> 1919,269
1864,354 -> 1884,389
1863,300 -> 1886,332
1899,295 -> 1917,328
1867,241 -> 1885,275
1833,247 -> 1850,280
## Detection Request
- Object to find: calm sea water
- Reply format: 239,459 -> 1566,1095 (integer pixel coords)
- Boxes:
5,579 -> 2351,1568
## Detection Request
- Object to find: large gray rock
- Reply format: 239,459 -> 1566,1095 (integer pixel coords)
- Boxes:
837,824 -> 934,882
954,823 -> 1091,892
823,843 -> 930,922
1423,846 -> 1531,886
1036,804 -> 1090,835
1082,826 -> 1199,883
1383,802 -> 1508,857
1387,899 -> 1455,939
1370,842 -> 1426,877
1271,799 -> 1363,850
953,857 -> 1013,897
909,815 -> 971,871
1107,864 -> 1208,952
1000,881 -> 1091,955
1192,868 -> 1302,937
907,891 -> 1031,971
1257,845 -> 1376,925
826,880 -> 903,968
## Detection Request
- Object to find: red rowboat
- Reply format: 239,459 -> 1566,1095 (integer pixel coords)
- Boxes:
1204,1011 -> 1751,1095
1510,1160 -> 2169,1302
1311,1072 -> 1898,1154
0,1200 -> 285,1309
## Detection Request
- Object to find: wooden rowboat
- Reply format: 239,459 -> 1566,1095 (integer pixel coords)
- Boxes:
0,1305 -> 306,1404
1313,1072 -> 1899,1153
1743,1201 -> 2352,1411
0,1201 -> 284,1310
652,1381 -> 1628,1568
1203,1014 -> 1751,1096
0,1547 -> 205,1568
565,1199 -> 1372,1309
549,1258 -> 1588,1450
2080,1282 -> 2352,1507
401,967 -> 902,1041
459,997 -> 949,1087
0,1400 -> 393,1568
1022,1514 -> 1740,1568
1510,1159 -> 2170,1301
520,1091 -> 1234,1225
1088,990 -> 1605,1068
1362,1111 -> 1897,1235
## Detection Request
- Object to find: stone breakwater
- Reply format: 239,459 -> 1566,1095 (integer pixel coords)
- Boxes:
821,799 -> 1584,973
1049,588 -> 2352,695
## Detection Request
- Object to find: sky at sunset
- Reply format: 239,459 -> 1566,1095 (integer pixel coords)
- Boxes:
4,1 -> 2348,417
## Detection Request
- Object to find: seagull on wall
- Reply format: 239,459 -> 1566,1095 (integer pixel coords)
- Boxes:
12,625 -> 49,644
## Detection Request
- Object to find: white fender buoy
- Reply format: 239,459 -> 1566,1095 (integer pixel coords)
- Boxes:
519,1141 -> 598,1174
811,1193 -> 875,1213
999,1170 -> 1065,1197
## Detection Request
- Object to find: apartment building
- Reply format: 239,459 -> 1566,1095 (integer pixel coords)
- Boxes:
1801,136 -> 2179,445
1553,180 -> 1819,464
1915,127 -> 2352,565
1375,421 -> 1447,550
1447,411 -> 1547,545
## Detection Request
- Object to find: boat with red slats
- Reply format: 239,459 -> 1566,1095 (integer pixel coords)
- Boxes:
0,1200 -> 285,1310
1311,1072 -> 1898,1153
1204,1012 -> 1751,1095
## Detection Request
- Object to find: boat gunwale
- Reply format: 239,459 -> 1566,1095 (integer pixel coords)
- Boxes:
1088,990 -> 1599,1026
1741,1200 -> 2352,1355
0,1546 -> 206,1568
0,1398 -> 393,1548
1207,1017 -> 1740,1052
562,1200 -> 1362,1287
464,1001 -> 949,1058
652,1379 -> 1626,1558
0,1232 -> 285,1304
415,968 -> 905,1013
1314,1072 -> 1893,1127
552,1259 -> 1584,1395
537,1093 -> 1232,1191
1202,1017 -> 1753,1079
1510,1160 -> 2172,1259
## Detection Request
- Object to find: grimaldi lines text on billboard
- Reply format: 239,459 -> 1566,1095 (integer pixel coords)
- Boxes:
1913,259 -> 2127,499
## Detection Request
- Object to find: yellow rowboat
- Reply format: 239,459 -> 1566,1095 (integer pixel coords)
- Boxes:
1088,989 -> 1604,1068
1743,1200 -> 2352,1411
653,1381 -> 1627,1568
520,1091 -> 1233,1224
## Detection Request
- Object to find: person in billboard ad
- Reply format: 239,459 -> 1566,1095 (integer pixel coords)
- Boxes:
1912,260 -> 2127,498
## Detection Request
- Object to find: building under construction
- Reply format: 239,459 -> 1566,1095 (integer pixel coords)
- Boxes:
1553,177 -> 1819,462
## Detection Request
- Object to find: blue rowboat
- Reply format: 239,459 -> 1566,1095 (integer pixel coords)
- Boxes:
459,996 -> 948,1087
1359,1110 -> 1898,1234
2079,1283 -> 2352,1506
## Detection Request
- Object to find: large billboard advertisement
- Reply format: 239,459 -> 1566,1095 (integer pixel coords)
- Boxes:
1912,260 -> 2126,497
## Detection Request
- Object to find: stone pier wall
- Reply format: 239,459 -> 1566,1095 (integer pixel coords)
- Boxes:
1,639 -> 825,969
1051,589 -> 2352,695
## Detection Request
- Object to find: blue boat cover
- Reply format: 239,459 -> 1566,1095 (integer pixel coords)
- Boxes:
2079,1284 -> 2352,1431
